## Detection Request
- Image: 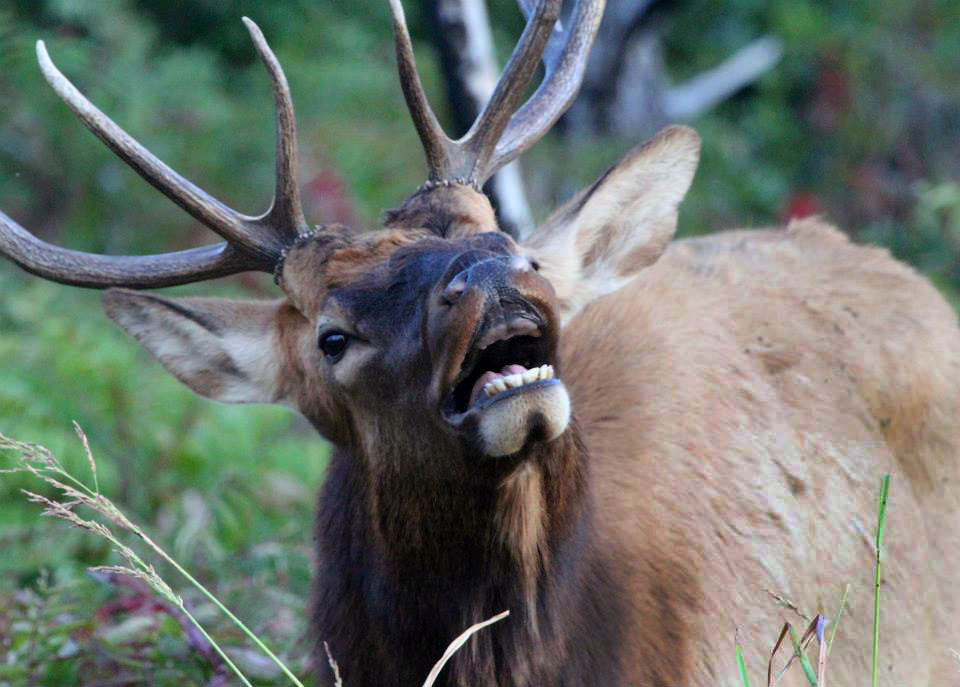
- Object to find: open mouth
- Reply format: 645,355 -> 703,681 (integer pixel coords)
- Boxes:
444,321 -> 555,419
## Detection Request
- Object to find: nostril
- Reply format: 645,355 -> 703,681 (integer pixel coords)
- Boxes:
443,255 -> 532,304
442,273 -> 468,305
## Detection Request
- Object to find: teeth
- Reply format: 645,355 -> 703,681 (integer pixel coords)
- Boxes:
481,365 -> 555,400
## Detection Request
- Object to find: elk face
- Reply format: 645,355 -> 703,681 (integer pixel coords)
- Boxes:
275,186 -> 568,460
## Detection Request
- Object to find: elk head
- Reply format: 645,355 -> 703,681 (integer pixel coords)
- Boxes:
0,1 -> 699,469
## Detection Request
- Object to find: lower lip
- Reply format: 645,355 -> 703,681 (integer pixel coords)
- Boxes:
474,378 -> 560,410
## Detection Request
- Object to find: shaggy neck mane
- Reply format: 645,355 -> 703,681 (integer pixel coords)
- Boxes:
317,421 -> 596,686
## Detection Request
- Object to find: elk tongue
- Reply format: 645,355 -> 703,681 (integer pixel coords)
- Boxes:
468,364 -> 530,407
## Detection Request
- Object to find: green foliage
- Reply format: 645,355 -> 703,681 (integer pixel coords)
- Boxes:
660,0 -> 960,274
1,568 -> 304,686
861,181 -> 960,304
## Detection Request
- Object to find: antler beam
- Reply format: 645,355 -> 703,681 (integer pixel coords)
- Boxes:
0,212 -> 254,288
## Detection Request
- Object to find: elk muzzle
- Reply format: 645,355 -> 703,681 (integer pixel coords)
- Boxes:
434,252 -> 570,457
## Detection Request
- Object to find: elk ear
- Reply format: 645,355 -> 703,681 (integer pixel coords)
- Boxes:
103,289 -> 288,404
523,125 -> 700,322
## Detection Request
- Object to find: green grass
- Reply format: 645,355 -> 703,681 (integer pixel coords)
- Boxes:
0,273 -> 326,685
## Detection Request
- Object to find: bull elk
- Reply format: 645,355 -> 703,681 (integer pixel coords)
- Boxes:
2,1 -> 959,685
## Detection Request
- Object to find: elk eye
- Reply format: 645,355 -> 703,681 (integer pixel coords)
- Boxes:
319,331 -> 348,361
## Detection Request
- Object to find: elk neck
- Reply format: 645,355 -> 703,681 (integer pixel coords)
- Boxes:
314,416 -> 626,684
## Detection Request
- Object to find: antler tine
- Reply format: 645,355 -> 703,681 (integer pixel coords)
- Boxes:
0,209 -> 258,288
517,0 -> 566,70
389,0 -> 598,189
388,0 -> 453,179
34,41 -> 285,263
460,0 -> 561,181
242,17 -> 309,239
486,0 -> 605,176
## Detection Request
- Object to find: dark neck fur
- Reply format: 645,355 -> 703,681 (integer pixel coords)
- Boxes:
312,421 -> 628,686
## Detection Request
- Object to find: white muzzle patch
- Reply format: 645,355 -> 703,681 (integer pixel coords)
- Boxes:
477,379 -> 570,457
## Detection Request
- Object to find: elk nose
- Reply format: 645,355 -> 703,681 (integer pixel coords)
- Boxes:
441,255 -> 533,305
442,273 -> 469,304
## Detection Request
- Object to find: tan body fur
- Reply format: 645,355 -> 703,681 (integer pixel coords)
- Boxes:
562,218 -> 960,684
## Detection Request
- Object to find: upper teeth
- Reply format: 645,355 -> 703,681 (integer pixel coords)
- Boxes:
483,365 -> 554,397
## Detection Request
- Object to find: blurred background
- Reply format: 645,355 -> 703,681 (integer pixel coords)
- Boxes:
0,0 -> 957,683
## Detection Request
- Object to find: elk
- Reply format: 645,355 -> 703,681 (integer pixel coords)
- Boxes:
2,2 -> 958,685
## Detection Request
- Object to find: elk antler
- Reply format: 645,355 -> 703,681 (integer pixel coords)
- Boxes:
0,18 -> 306,289
389,0 -> 604,187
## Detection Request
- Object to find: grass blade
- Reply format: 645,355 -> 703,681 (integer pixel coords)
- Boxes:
787,624 -> 818,686
767,622 -> 790,687
736,630 -> 751,687
827,583 -> 850,656
421,611 -> 509,687
872,474 -> 891,687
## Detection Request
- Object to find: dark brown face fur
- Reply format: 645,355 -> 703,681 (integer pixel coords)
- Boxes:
276,185 -> 564,465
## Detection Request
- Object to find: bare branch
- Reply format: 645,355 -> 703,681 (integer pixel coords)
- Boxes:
664,36 -> 784,121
